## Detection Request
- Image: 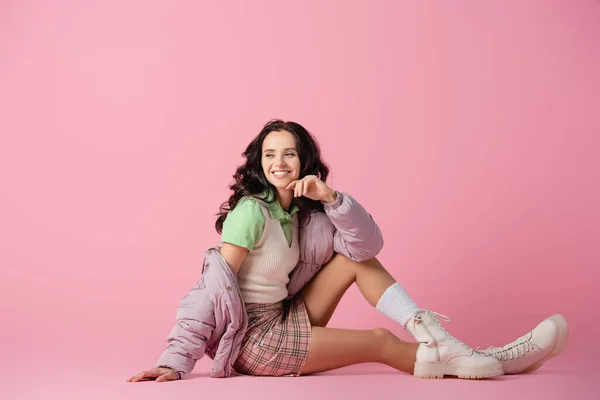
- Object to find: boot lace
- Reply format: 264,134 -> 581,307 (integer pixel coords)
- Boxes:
479,335 -> 533,361
415,310 -> 472,350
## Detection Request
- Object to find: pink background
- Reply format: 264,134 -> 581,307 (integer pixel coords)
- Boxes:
1,1 -> 598,399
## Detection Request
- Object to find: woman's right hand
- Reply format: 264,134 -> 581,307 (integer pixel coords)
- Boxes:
127,367 -> 180,383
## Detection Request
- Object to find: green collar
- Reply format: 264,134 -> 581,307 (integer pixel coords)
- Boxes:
258,189 -> 299,220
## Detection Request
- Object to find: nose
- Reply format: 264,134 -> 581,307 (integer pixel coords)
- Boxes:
275,156 -> 287,167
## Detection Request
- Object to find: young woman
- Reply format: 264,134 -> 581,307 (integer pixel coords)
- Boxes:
128,120 -> 568,382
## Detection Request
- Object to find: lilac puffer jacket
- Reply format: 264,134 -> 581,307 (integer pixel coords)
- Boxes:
155,191 -> 383,378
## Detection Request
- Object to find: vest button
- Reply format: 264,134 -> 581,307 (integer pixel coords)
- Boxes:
226,286 -> 232,291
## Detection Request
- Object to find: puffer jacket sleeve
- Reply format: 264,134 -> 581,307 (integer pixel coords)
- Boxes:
155,278 -> 215,377
324,191 -> 384,262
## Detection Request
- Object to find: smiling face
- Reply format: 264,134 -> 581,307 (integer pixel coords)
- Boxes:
261,130 -> 301,192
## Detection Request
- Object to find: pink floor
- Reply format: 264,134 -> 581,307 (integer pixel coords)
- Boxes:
5,346 -> 595,400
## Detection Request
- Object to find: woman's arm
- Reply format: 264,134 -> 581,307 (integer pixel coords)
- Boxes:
287,175 -> 384,262
129,278 -> 216,382
131,243 -> 248,383
219,242 -> 248,274
129,197 -> 262,382
219,196 -> 264,270
324,191 -> 384,262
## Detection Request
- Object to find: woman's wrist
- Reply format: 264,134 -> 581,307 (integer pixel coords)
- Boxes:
322,189 -> 338,204
158,365 -> 182,380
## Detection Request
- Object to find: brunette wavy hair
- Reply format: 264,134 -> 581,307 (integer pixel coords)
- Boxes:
215,119 -> 330,234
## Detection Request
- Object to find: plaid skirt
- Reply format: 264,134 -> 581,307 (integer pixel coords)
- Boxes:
233,295 -> 312,377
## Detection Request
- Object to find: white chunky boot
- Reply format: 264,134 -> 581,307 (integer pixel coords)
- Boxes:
405,310 -> 504,379
478,314 -> 569,374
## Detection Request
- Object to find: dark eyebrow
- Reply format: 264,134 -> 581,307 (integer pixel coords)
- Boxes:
263,148 -> 297,153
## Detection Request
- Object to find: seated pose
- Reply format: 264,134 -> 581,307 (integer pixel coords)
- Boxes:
128,120 -> 568,382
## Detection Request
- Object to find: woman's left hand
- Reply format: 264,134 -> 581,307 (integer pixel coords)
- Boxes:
285,175 -> 337,203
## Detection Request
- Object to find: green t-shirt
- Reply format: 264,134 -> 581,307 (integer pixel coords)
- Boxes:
221,190 -> 300,251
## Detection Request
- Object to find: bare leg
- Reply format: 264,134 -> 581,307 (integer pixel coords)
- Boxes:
302,327 -> 418,374
301,253 -> 396,327
300,254 -> 508,379
300,254 -> 418,375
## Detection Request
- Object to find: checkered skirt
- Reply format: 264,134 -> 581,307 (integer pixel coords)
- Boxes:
233,295 -> 312,377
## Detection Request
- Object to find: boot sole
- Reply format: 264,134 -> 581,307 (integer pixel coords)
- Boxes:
523,313 -> 569,373
414,361 -> 504,379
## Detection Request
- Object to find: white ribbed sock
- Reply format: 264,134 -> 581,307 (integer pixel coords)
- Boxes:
375,282 -> 420,326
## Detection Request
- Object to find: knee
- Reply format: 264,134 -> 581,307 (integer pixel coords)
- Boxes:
372,327 -> 393,339
371,328 -> 395,361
